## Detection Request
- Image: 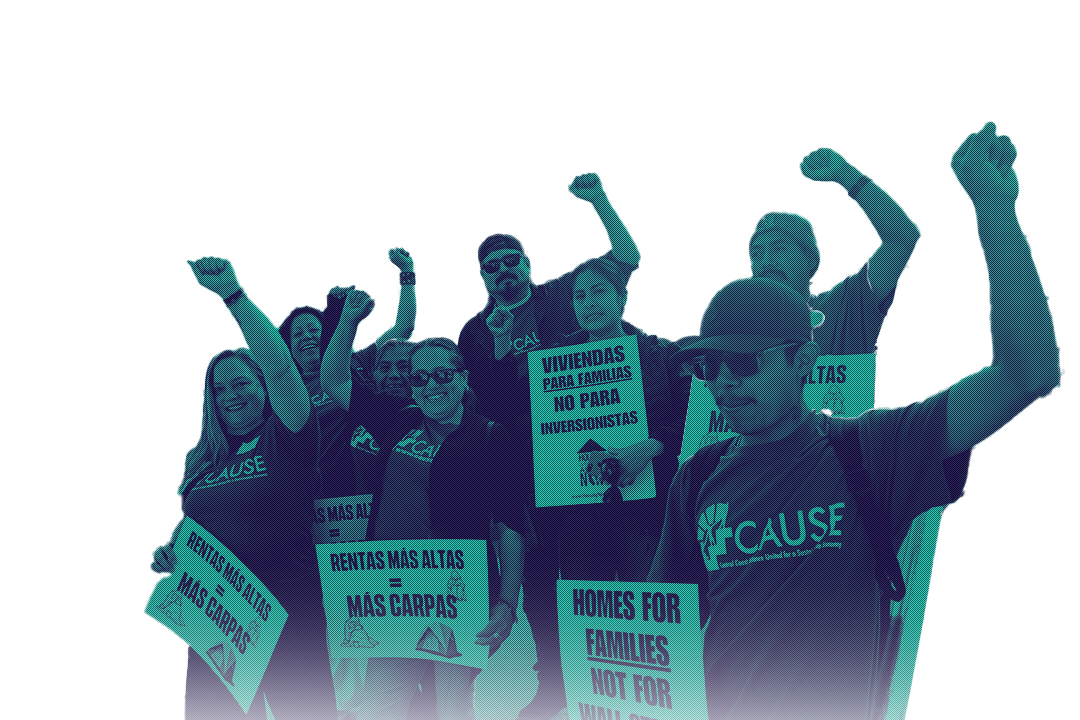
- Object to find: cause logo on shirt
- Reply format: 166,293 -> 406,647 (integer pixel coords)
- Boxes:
393,429 -> 440,463
236,437 -> 260,455
697,499 -> 845,571
351,425 -> 381,456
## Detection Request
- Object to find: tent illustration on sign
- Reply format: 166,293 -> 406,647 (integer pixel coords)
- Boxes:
577,439 -> 606,486
156,591 -> 185,626
821,385 -> 846,416
206,642 -> 237,685
340,618 -> 378,648
416,622 -> 461,659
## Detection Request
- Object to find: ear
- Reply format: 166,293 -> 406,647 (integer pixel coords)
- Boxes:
522,255 -> 531,269
793,342 -> 820,379
460,369 -> 469,385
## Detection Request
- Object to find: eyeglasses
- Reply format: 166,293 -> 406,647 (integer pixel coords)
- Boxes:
690,343 -> 801,381
481,252 -> 523,275
408,367 -> 463,388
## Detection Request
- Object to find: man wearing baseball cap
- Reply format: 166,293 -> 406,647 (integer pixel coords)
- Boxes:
458,173 -> 641,720
650,123 -> 1058,719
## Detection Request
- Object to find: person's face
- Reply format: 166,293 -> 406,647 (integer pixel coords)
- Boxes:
374,344 -> 413,397
212,356 -> 267,435
749,230 -> 815,292
480,249 -> 531,297
703,342 -> 817,442
573,269 -> 625,337
410,346 -> 468,424
289,313 -> 322,371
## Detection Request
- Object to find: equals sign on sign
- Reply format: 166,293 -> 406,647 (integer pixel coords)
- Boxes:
329,529 -> 341,538
215,585 -> 225,597
389,578 -> 402,588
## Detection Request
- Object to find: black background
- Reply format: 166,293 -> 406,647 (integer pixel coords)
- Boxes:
137,115 -> 1062,716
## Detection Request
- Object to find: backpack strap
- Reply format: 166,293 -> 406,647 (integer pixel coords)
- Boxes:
827,414 -> 906,602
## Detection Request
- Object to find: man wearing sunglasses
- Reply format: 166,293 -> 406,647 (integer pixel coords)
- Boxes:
649,123 -> 1058,719
458,173 -> 641,720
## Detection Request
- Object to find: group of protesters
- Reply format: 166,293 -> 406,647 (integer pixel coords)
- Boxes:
151,122 -> 1059,720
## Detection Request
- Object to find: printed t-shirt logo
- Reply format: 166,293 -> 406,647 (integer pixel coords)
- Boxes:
393,429 -> 440,463
351,425 -> 381,456
697,498 -> 847,571
236,437 -> 260,455
312,391 -> 334,408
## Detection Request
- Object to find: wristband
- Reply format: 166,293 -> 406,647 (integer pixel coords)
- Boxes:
848,175 -> 871,199
223,288 -> 245,307
494,597 -> 517,622
399,271 -> 416,286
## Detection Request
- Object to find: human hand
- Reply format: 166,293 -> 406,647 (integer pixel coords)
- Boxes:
151,544 -> 177,573
800,148 -> 851,184
486,307 -> 514,337
476,602 -> 514,652
951,122 -> 1018,210
187,257 -> 241,298
388,247 -> 414,271
604,443 -> 652,487
568,173 -> 606,203
341,288 -> 375,326
329,285 -> 355,300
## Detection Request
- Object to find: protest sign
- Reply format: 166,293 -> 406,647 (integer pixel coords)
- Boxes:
679,353 -> 876,464
530,337 -> 655,507
145,517 -> 286,714
317,539 -> 490,669
558,580 -> 708,720
313,494 -> 373,544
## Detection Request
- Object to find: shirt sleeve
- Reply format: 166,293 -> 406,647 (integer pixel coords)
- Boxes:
648,460 -> 706,586
811,263 -> 890,355
859,387 -> 971,546
266,402 -> 321,495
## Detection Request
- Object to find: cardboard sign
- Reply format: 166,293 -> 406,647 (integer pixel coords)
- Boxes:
317,539 -> 490,670
679,353 -> 876,465
557,580 -> 709,720
145,517 -> 287,714
313,494 -> 373,545
530,338 -> 655,507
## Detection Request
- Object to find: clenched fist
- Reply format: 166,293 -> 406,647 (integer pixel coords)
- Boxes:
951,122 -> 1019,210
486,306 -> 513,337
188,257 -> 241,298
388,247 -> 414,271
800,148 -> 851,184
342,288 -> 375,326
568,173 -> 607,203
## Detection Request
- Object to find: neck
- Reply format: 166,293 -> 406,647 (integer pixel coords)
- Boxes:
423,405 -> 464,444
740,402 -> 810,447
588,323 -> 627,342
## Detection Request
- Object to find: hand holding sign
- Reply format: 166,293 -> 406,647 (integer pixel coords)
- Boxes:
475,602 -> 514,653
151,544 -> 177,573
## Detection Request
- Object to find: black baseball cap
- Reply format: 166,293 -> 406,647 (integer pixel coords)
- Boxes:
478,234 -> 525,264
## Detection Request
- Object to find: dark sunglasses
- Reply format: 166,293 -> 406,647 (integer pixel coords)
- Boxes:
690,343 -> 801,381
481,252 -> 523,275
408,367 -> 462,388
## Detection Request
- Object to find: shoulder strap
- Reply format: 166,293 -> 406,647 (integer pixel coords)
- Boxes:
828,414 -> 905,602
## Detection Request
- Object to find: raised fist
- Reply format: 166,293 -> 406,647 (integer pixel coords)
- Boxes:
188,257 -> 240,298
329,285 -> 355,300
800,148 -> 850,184
951,122 -> 1019,209
342,288 -> 375,326
568,173 -> 606,203
388,247 -> 414,271
486,306 -> 513,337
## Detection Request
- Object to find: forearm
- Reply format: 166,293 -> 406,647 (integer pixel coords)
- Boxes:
838,164 -> 920,247
393,282 -> 416,338
496,523 -> 523,608
591,194 -> 641,266
320,293 -> 346,360
227,294 -> 300,385
976,203 -> 1058,394
322,315 -> 361,407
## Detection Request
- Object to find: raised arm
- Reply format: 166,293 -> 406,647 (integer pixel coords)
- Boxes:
321,288 -> 375,412
569,173 -> 641,266
801,148 -> 920,305
943,122 -> 1058,458
375,247 -> 417,349
188,257 -> 310,433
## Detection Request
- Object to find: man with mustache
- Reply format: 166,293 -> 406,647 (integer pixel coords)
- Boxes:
458,173 -> 641,720
651,123 -> 1059,719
